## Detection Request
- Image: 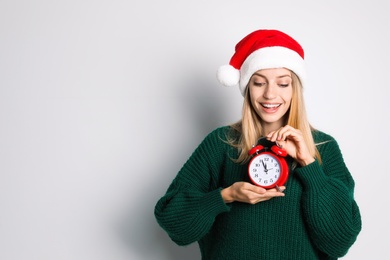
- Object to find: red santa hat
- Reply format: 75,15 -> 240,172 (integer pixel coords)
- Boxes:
217,29 -> 306,96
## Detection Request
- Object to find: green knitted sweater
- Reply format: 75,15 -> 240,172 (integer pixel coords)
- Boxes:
154,126 -> 362,260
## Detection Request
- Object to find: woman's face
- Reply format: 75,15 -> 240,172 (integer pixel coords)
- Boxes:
248,68 -> 293,131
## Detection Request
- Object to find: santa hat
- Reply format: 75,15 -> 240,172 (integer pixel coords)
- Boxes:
217,29 -> 306,96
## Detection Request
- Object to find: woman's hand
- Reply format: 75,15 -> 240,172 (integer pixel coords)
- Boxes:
221,182 -> 285,204
266,125 -> 315,166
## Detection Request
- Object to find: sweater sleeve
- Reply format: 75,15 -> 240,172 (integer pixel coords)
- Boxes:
294,135 -> 362,258
154,128 -> 231,246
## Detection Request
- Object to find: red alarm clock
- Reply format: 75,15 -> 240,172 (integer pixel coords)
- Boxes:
248,143 -> 289,189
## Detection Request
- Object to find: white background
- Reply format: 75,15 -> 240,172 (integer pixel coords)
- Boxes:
1,1 -> 388,259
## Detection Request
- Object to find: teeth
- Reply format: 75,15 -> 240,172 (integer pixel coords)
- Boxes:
262,103 -> 280,108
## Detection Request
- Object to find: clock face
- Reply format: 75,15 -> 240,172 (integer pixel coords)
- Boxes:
248,152 -> 282,188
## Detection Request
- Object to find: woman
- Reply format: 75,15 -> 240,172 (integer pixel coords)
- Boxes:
154,29 -> 362,259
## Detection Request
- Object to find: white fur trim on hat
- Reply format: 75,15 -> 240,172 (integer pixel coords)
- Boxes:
238,46 -> 306,96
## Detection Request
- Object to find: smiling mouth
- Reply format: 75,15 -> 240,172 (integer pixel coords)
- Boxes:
261,103 -> 281,108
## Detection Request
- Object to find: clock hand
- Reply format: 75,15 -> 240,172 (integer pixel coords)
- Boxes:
260,159 -> 269,173
261,159 -> 267,170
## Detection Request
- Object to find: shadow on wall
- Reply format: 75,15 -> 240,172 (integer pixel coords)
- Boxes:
177,72 -> 240,136
117,203 -> 201,260
116,72 -> 235,259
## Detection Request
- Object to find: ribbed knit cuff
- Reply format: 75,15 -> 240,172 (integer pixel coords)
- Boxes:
294,160 -> 328,192
199,188 -> 231,217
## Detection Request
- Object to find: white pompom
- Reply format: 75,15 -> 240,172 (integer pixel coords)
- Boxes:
217,64 -> 240,87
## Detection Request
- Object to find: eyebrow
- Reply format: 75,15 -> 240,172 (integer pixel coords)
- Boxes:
253,72 -> 292,79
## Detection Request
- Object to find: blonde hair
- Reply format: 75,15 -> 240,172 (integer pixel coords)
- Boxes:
227,71 -> 321,164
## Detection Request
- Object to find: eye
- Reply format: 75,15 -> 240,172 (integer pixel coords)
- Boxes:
279,83 -> 290,88
253,82 -> 266,87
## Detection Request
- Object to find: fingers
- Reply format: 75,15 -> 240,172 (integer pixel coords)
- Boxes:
246,183 -> 267,194
246,183 -> 285,196
228,182 -> 286,204
266,125 -> 314,166
244,184 -> 286,204
266,125 -> 302,143
265,186 -> 286,196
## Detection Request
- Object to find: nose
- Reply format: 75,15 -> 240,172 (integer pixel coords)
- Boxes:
263,84 -> 277,100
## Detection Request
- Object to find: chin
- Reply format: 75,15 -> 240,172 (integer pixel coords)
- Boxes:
260,115 -> 283,124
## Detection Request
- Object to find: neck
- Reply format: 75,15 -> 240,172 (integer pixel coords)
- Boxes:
262,121 -> 284,136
